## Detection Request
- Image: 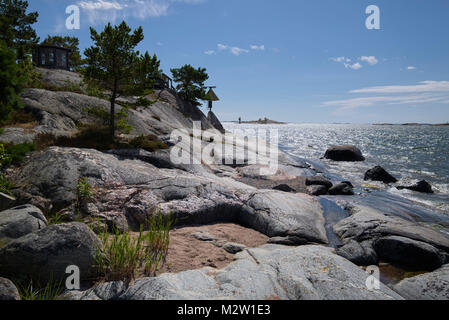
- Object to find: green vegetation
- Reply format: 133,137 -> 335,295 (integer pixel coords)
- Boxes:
0,0 -> 39,61
83,21 -> 145,141
41,35 -> 84,70
130,134 -> 169,152
96,211 -> 173,282
171,64 -> 209,107
0,142 -> 35,166
0,173 -> 12,194
0,40 -> 26,121
76,177 -> 93,210
82,105 -> 132,134
16,279 -> 63,300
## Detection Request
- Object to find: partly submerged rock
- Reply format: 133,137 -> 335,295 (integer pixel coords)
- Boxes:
328,182 -> 354,196
307,185 -> 328,196
0,222 -> 101,283
364,166 -> 398,184
336,240 -> 378,266
334,205 -> 449,270
324,145 -> 365,162
393,264 -> 449,300
397,180 -> 434,194
0,205 -> 48,242
305,176 -> 333,189
374,236 -> 447,271
0,277 -> 20,300
119,245 -> 403,300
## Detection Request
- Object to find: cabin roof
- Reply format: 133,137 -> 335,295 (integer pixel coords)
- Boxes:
37,44 -> 72,53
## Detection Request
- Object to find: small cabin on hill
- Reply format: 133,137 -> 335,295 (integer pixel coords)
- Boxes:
34,45 -> 71,71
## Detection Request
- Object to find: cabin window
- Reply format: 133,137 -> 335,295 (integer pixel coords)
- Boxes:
41,53 -> 46,65
49,52 -> 55,64
61,54 -> 67,67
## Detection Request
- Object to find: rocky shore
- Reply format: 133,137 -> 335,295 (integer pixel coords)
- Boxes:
1,69 -> 449,300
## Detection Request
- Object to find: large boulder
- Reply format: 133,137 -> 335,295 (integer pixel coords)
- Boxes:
334,205 -> 449,269
0,277 -> 20,300
119,245 -> 403,300
374,236 -> 446,270
336,240 -> 378,266
0,205 -> 48,241
364,166 -> 398,184
11,148 -> 328,245
324,145 -> 365,162
0,222 -> 101,283
328,182 -> 354,196
394,264 -> 449,300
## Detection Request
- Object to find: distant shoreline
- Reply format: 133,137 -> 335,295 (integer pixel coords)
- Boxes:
373,123 -> 449,127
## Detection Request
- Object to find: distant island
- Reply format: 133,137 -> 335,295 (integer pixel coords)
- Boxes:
240,118 -> 286,125
373,123 -> 449,126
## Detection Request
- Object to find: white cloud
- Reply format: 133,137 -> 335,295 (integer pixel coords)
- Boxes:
216,44 -> 249,56
407,66 -> 417,70
345,62 -> 362,70
360,56 -> 378,66
250,45 -> 265,51
78,0 -> 204,24
350,81 -> 449,94
204,50 -> 215,55
323,80 -> 449,111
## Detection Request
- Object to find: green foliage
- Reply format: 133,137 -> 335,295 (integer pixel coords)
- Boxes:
16,279 -> 63,300
0,173 -> 12,194
130,134 -> 169,152
76,177 -> 93,209
1,109 -> 36,127
170,64 -> 209,107
95,211 -> 173,282
41,35 -> 84,70
83,21 -> 144,140
0,0 -> 39,60
134,51 -> 162,92
82,105 -> 132,134
0,40 -> 25,121
47,211 -> 65,225
1,142 -> 35,167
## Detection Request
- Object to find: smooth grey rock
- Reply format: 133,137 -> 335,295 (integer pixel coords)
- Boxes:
64,281 -> 127,301
13,148 -> 327,244
307,185 -> 328,196
0,277 -> 20,300
328,183 -> 354,196
191,231 -> 217,242
324,145 -> 365,162
336,240 -> 378,266
120,245 -> 403,300
272,184 -> 296,193
0,192 -> 16,211
374,236 -> 446,270
364,166 -> 398,184
208,111 -> 226,134
394,264 -> 449,300
35,67 -> 83,88
305,176 -> 333,189
0,222 -> 101,283
241,190 -> 328,245
223,242 -> 246,254
0,205 -> 48,241
334,205 -> 449,269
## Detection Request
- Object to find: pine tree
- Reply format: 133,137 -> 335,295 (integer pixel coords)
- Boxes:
83,21 -> 144,141
0,0 -> 39,60
170,65 -> 209,107
0,40 -> 25,122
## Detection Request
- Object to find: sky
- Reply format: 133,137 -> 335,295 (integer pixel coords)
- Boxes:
28,0 -> 449,124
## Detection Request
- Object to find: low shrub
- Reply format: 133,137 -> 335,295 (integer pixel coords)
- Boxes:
1,142 -> 36,167
0,110 -> 37,127
0,174 -> 13,195
129,135 -> 169,152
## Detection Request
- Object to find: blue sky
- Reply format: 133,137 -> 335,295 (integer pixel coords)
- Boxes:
29,0 -> 449,124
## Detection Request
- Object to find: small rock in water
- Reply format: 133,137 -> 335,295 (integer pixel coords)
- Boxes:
364,166 -> 398,184
272,184 -> 296,193
328,183 -> 355,196
397,180 -> 434,194
307,185 -> 328,196
324,145 -> 365,162
305,177 -> 333,189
